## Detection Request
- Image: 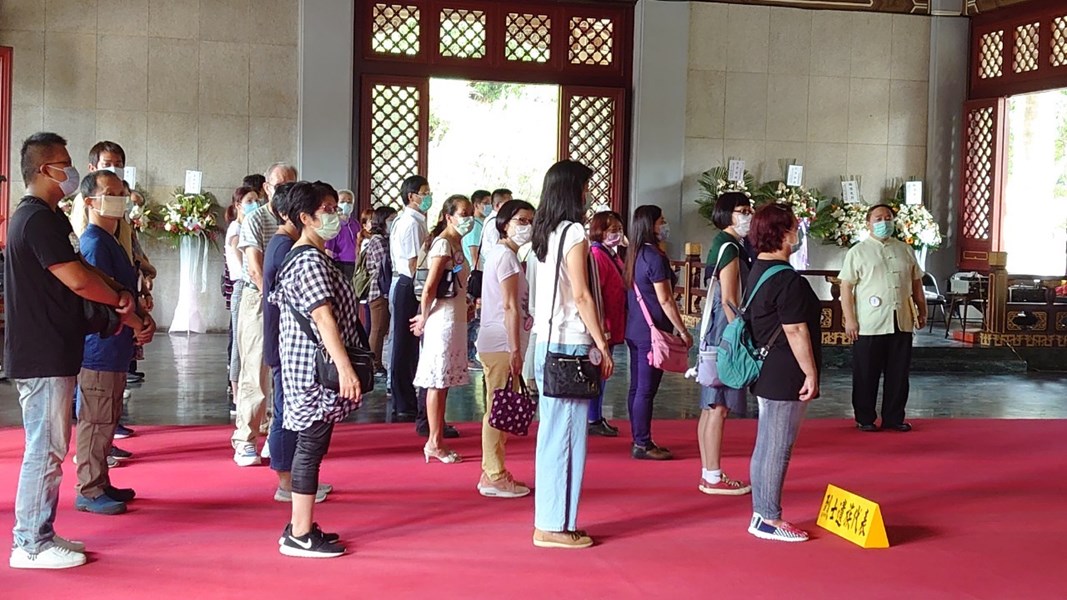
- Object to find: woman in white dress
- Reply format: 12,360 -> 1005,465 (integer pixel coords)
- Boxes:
411,194 -> 474,463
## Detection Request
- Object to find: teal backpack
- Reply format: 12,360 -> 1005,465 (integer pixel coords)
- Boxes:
716,265 -> 792,389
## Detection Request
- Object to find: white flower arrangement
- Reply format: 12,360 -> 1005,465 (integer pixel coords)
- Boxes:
156,188 -> 220,242
696,165 -> 755,225
810,200 -> 870,247
892,203 -> 943,250
755,181 -> 822,221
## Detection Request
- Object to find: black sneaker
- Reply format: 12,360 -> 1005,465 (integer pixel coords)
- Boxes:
278,522 -> 340,545
587,419 -> 619,437
114,424 -> 135,439
104,485 -> 136,503
110,446 -> 133,460
279,527 -> 345,558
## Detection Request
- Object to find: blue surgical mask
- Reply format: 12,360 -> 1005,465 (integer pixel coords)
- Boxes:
243,203 -> 258,216
873,220 -> 895,239
418,192 -> 433,213
482,204 -> 492,217
47,164 -> 81,197
339,203 -> 353,217
657,223 -> 671,242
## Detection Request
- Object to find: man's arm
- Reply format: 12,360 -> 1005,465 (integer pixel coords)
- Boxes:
245,247 -> 265,290
911,277 -> 928,330
49,261 -> 134,313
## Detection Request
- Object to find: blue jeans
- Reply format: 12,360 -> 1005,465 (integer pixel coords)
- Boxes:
534,342 -> 591,532
625,339 -> 663,448
268,365 -> 298,473
750,397 -> 807,520
12,376 -> 77,554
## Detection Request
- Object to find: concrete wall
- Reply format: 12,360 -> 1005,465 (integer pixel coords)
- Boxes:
682,3 -> 938,269
0,0 -> 300,331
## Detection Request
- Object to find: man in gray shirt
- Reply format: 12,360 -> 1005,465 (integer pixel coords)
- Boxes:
232,162 -> 296,466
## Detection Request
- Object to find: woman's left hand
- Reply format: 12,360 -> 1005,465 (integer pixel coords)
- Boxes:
338,365 -> 362,402
409,314 -> 426,337
509,350 -> 523,377
680,330 -> 693,349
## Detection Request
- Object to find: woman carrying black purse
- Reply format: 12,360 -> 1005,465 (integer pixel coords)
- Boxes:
529,160 -> 614,550
269,181 -> 363,559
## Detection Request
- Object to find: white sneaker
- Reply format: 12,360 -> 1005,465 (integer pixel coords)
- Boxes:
260,443 -> 271,459
122,389 -> 131,400
234,443 -> 261,467
107,456 -> 120,468
53,535 -> 86,553
9,545 -> 87,569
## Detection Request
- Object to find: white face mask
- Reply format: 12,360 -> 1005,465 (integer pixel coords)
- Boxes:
510,223 -> 533,246
454,216 -> 475,236
92,195 -> 128,219
100,165 -> 124,181
734,213 -> 753,237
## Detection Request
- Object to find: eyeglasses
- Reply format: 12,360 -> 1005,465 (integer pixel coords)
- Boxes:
733,208 -> 754,216
510,217 -> 533,226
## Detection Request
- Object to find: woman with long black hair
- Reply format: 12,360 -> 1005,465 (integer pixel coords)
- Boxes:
624,205 -> 692,461
411,194 -> 474,464
530,160 -> 614,549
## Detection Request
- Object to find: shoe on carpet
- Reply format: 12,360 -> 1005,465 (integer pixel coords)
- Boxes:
125,373 -> 144,384
106,455 -> 120,468
278,522 -> 340,545
233,443 -> 261,467
9,545 -> 86,570
856,423 -> 880,432
52,535 -> 85,553
587,419 -> 619,437
110,445 -> 133,460
274,486 -> 328,503
883,422 -> 913,432
104,485 -> 136,503
417,424 -> 460,438
114,424 -> 135,439
478,472 -> 531,498
748,514 -> 808,543
631,443 -> 672,461
228,402 -> 237,416
699,474 -> 752,496
260,443 -> 271,459
75,494 -> 127,515
532,528 -> 593,549
279,527 -> 345,558
122,389 -> 131,401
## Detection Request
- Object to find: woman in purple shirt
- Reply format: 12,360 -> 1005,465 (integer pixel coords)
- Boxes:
624,205 -> 693,461
324,197 -> 362,279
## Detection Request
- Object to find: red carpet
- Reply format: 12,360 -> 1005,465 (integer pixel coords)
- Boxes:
0,419 -> 1064,599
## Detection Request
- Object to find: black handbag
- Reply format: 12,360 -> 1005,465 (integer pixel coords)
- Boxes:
467,238 -> 484,299
413,237 -> 460,301
541,223 -> 601,400
279,245 -> 375,395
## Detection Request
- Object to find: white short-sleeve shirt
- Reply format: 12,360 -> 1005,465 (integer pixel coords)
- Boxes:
238,204 -> 279,284
390,207 -> 427,278
476,244 -> 531,354
533,221 -> 591,346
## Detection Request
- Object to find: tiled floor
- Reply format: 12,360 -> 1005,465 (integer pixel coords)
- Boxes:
2,332 -> 1065,427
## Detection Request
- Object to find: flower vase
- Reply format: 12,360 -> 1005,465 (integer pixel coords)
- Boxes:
169,235 -> 208,334
914,246 -> 928,273
789,218 -> 811,270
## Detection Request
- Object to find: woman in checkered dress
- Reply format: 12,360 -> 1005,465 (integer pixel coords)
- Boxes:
270,181 -> 363,559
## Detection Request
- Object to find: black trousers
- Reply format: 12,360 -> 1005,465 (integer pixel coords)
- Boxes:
851,328 -> 913,427
390,276 -> 420,417
291,420 -> 334,495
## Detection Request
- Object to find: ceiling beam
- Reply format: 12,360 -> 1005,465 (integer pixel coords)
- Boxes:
673,0 -> 1036,17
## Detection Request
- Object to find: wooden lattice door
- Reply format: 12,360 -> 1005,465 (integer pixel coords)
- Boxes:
957,98 -> 1007,272
559,86 -> 626,219
358,75 -> 429,211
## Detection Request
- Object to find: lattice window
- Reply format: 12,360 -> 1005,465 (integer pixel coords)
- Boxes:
372,3 -> 420,56
1013,22 -> 1040,73
505,12 -> 552,63
962,107 -> 994,241
369,84 -> 421,208
1053,17 -> 1067,67
567,95 -> 616,217
569,17 -> 614,66
439,8 -> 486,59
979,30 -> 1004,79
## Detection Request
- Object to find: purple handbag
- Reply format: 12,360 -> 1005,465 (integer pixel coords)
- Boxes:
488,373 -> 536,436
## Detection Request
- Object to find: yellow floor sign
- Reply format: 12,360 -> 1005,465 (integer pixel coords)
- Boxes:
816,484 -> 889,548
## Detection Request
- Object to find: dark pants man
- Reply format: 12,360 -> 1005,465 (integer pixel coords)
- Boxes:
389,275 -> 420,420
851,325 -> 913,428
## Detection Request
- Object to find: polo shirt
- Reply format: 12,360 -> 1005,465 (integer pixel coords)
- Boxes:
238,203 -> 279,285
838,236 -> 922,335
462,216 -> 484,267
390,207 -> 427,278
625,244 -> 676,344
80,224 -> 137,372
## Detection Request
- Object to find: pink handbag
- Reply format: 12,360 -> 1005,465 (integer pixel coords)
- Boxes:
633,283 -> 690,373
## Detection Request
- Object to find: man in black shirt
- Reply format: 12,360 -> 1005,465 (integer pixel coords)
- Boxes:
6,132 -> 138,570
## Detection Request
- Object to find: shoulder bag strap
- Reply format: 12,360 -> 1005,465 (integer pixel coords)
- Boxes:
546,223 -> 576,346
699,241 -> 739,341
741,264 -> 793,351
